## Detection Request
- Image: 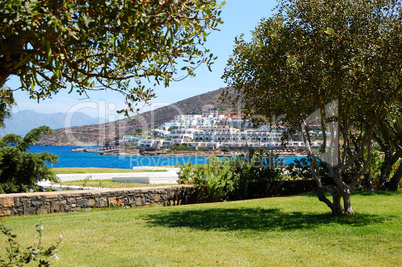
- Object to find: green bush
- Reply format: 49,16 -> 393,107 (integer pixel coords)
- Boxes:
0,126 -> 59,193
178,149 -> 284,201
178,157 -> 235,202
172,144 -> 195,151
197,147 -> 211,152
230,149 -> 284,200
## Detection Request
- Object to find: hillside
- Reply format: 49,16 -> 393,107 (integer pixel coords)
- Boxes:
37,87 -> 239,146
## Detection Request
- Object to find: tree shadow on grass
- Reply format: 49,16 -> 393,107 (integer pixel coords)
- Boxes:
351,190 -> 402,197
297,189 -> 401,198
145,207 -> 390,232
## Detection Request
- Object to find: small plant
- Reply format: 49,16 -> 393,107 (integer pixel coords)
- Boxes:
62,187 -> 74,191
81,175 -> 92,189
0,224 -> 63,266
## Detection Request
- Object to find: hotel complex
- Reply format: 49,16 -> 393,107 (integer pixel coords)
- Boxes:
122,110 -> 325,150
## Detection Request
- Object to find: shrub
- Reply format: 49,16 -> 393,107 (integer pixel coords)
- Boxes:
0,126 -> 59,193
178,149 -> 284,201
178,157 -> 235,202
230,149 -> 284,200
0,224 -> 63,266
172,144 -> 195,151
197,147 -> 211,152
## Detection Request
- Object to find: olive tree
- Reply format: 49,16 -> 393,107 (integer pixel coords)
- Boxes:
223,0 -> 402,215
0,96 -> 12,128
0,0 -> 224,115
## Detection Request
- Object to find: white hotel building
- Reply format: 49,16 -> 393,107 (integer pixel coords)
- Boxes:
128,110 -> 319,149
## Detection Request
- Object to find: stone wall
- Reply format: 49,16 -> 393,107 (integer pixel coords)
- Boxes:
0,180 -> 317,217
0,185 -> 196,217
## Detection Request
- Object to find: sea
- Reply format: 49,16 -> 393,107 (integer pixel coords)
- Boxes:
29,146 -> 302,169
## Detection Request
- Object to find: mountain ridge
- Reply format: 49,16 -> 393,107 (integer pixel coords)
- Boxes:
36,87 -> 238,146
1,110 -> 105,137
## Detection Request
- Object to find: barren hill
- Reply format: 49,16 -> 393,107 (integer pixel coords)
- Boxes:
37,87 -> 238,146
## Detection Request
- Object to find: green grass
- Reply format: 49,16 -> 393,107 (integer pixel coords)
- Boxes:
51,167 -> 167,174
56,179 -> 172,188
1,190 -> 401,266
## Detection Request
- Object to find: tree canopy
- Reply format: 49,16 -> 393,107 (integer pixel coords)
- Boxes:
223,0 -> 402,215
0,0 -> 224,114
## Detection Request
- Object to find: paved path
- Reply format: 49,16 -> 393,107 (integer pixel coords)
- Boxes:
55,167 -> 180,182
37,167 -> 180,191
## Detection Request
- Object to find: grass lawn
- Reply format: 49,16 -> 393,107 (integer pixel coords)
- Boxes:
0,190 -> 401,266
51,167 -> 167,174
56,179 -> 173,188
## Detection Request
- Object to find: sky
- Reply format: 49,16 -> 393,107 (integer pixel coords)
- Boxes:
7,0 -> 277,120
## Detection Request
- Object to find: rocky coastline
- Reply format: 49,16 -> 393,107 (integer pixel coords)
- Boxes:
72,147 -> 305,157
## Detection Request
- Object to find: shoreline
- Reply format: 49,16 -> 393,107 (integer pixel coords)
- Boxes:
95,150 -> 307,158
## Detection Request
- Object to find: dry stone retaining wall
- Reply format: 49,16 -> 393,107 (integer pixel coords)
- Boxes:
0,185 -> 196,217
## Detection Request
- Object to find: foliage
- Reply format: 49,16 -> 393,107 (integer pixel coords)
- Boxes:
0,96 -> 13,129
144,147 -> 157,152
178,149 -> 283,201
286,157 -> 311,180
178,156 -> 235,202
134,128 -> 143,136
0,0 -> 224,115
372,105 -> 402,190
359,150 -> 383,190
0,126 -> 58,193
197,147 -> 211,152
230,149 -> 283,199
171,144 -> 195,151
0,224 -> 63,266
220,147 -> 231,152
222,0 -> 402,215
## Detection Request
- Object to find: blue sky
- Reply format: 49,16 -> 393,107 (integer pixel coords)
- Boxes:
8,0 -> 277,119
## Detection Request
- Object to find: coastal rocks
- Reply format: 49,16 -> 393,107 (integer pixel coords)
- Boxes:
71,148 -> 100,152
0,185 -> 197,217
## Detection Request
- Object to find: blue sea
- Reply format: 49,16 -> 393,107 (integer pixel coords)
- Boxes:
28,146 -> 302,169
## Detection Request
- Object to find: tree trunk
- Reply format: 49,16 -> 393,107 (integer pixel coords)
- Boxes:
332,194 -> 344,216
317,188 -> 336,214
385,162 -> 402,191
362,173 -> 373,191
379,154 -> 393,189
330,190 -> 354,216
342,189 -> 354,214
379,152 -> 400,189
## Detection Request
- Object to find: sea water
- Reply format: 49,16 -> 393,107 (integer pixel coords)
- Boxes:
29,146 -> 302,169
